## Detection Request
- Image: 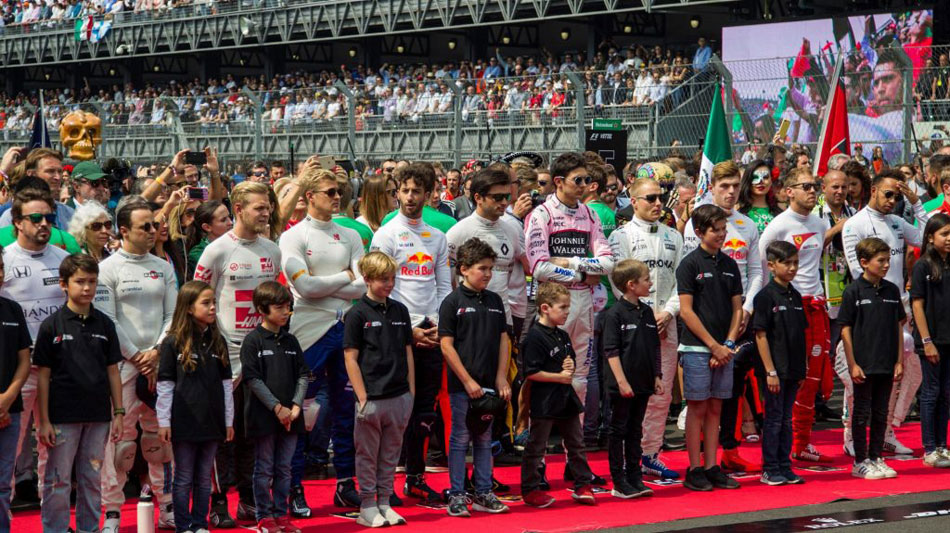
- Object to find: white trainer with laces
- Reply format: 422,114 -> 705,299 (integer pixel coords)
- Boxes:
923,451 -> 950,468
883,431 -> 913,455
851,459 -> 885,480
873,458 -> 897,478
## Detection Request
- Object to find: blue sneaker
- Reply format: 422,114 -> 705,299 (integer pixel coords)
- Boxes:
781,469 -> 804,484
759,471 -> 788,486
642,453 -> 679,479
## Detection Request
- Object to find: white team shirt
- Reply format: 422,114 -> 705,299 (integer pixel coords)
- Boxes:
608,216 -> 683,316
194,231 -> 281,376
758,208 -> 830,298
683,208 -> 762,312
96,248 -> 178,383
0,242 -> 69,342
369,212 -> 451,327
280,215 -> 366,351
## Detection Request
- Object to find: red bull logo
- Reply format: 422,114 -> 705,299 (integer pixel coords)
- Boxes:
722,238 -> 747,260
402,252 -> 434,276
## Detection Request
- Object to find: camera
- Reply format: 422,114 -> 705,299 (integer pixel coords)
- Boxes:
101,158 -> 132,197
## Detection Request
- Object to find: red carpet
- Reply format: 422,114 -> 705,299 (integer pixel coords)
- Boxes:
13,424 -> 948,532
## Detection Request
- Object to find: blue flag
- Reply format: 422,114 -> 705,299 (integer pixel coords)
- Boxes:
29,109 -> 51,151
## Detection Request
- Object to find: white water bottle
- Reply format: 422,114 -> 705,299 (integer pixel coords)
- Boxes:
137,486 -> 155,533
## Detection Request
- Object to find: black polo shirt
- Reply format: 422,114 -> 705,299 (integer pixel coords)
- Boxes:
438,285 -> 507,393
675,247 -> 743,348
751,280 -> 808,381
241,325 -> 308,437
522,322 -> 583,420
157,331 -> 232,442
343,295 -> 412,400
837,276 -> 906,375
602,296 -> 661,395
32,305 -> 123,424
0,297 -> 30,414
910,259 -> 950,347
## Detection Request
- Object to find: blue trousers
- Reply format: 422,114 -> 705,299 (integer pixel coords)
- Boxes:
172,440 -> 218,533
253,432 -> 298,520
761,379 -> 799,474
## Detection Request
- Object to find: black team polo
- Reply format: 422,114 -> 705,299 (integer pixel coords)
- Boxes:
0,297 -> 30,414
837,277 -> 906,375
438,284 -> 507,393
32,305 -> 122,424
602,296 -> 661,395
910,259 -> 950,347
343,295 -> 413,400
751,279 -> 808,381
675,247 -> 743,348
241,325 -> 309,437
522,322 -> 583,420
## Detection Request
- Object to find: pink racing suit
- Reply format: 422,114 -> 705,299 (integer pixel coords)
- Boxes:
525,194 -> 614,412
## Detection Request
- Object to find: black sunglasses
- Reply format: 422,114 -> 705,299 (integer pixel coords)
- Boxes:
487,193 -> 511,202
318,188 -> 341,198
88,220 -> 113,231
537,180 -> 549,188
569,175 -> 593,186
790,183 -> 818,192
637,194 -> 662,204
138,222 -> 159,232
883,190 -> 902,200
21,213 -> 57,225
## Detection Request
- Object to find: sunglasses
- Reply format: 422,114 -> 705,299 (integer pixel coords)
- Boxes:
252,171 -> 268,177
606,184 -> 619,191
537,180 -> 549,188
637,194 -> 662,204
790,183 -> 818,192
78,179 -> 109,189
883,190 -> 902,200
383,167 -> 396,173
137,222 -> 159,232
567,175 -> 592,186
88,220 -> 113,231
487,193 -> 511,202
386,188 -> 397,197
21,213 -> 57,225
318,188 -> 341,198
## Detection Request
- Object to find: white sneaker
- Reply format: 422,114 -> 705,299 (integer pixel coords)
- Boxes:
883,431 -> 913,455
843,439 -> 854,457
852,459 -> 885,480
873,458 -> 897,478
938,447 -> 950,462
378,505 -> 407,526
923,451 -> 950,468
102,511 -> 121,533
158,502 -> 176,530
356,506 -> 389,528
677,405 -> 687,431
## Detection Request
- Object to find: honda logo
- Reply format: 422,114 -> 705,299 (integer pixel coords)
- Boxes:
11,266 -> 31,278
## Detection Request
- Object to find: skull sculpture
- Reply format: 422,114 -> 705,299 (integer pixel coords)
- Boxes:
59,110 -> 102,161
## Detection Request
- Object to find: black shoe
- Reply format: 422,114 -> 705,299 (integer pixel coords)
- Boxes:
610,476 -> 637,499
683,467 -> 713,492
389,492 -> 403,507
404,474 -> 442,505
14,479 -> 39,504
589,473 -> 607,486
235,500 -> 256,522
289,485 -> 312,518
491,476 -> 510,493
311,463 -> 329,481
704,466 -> 741,489
627,476 -> 653,497
209,495 -> 236,528
333,478 -> 361,508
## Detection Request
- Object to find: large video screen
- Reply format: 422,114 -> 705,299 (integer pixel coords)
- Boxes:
722,10 -> 933,163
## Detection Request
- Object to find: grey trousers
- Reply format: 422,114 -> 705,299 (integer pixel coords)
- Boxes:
354,391 -> 413,506
521,415 -> 593,493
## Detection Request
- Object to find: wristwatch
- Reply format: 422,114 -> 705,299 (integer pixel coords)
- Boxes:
922,337 -> 933,345
767,370 -> 778,377
723,340 -> 736,350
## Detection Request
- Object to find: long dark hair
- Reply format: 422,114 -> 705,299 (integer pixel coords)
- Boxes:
920,213 -> 950,282
737,159 -> 781,216
186,200 -> 225,251
168,281 -> 229,372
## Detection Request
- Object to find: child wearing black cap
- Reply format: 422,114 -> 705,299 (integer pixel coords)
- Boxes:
438,238 -> 511,518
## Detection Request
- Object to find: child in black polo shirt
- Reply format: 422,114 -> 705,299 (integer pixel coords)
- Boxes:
157,281 -> 234,533
242,281 -> 308,533
34,254 -> 123,533
675,204 -> 743,492
521,282 -> 597,509
344,252 -> 415,529
753,241 -> 808,487
910,213 -> 950,468
839,237 -> 905,480
603,259 -> 662,499
0,245 -> 31,532
439,237 -> 510,517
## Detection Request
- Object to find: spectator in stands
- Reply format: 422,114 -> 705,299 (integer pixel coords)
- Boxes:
692,37 -> 712,73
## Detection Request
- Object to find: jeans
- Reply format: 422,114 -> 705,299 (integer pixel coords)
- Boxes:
291,377 -> 331,486
852,374 -> 893,463
919,345 -> 950,453
173,440 -> 219,533
448,392 -> 492,495
607,394 -> 649,480
41,422 -> 110,533
253,432 -> 298,521
762,379 -> 799,474
0,412 -> 21,532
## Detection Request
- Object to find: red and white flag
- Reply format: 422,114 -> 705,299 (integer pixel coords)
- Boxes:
813,54 -> 850,178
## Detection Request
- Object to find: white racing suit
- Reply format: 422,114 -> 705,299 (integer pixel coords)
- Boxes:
525,195 -> 614,414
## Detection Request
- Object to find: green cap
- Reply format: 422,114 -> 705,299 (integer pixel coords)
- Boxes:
71,161 -> 107,182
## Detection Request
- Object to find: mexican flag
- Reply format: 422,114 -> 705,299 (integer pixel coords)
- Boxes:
696,84 -> 731,203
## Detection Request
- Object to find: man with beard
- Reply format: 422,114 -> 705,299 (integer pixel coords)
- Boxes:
2,188 -> 69,506
682,161 -> 763,472
194,181 -> 282,526
607,178 -> 683,479
370,163 -> 452,505
841,169 -> 927,459
759,168 -> 833,472
97,200 -> 178,531
66,161 -> 113,209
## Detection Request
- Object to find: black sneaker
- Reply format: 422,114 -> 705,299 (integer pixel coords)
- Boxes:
446,494 -> 471,517
610,477 -> 637,499
564,464 -> 607,486
404,475 -> 442,505
628,477 -> 654,497
235,500 -> 256,522
289,485 -> 312,518
704,466 -> 741,489
491,476 -> 510,494
209,495 -> 236,528
333,478 -> 361,508
472,492 -> 510,513
781,469 -> 805,485
389,492 -> 403,507
683,467 -> 713,492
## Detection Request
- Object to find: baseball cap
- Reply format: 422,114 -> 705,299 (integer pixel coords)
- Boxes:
71,161 -> 107,181
466,392 -> 506,435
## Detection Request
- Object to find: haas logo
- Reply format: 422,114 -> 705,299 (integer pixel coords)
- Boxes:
260,258 -> 275,273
